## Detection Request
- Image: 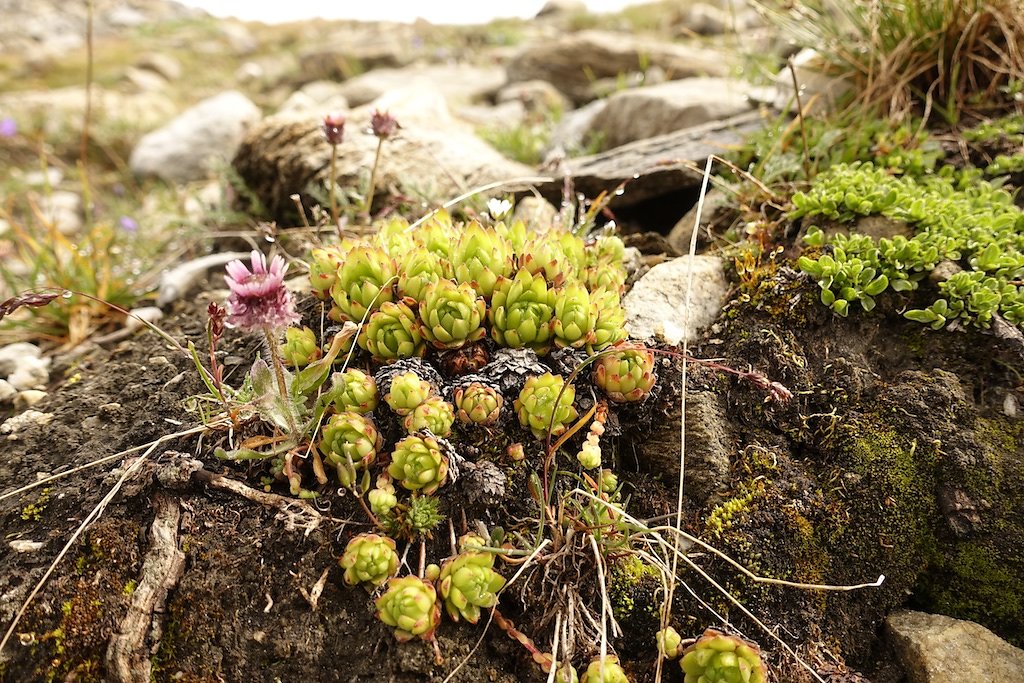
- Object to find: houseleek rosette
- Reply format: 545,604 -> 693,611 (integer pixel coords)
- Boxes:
328,368 -> 379,414
320,411 -> 382,487
579,656 -> 629,683
384,371 -> 433,416
454,382 -> 503,425
360,300 -> 425,361
553,282 -> 597,349
403,396 -> 455,437
437,551 -> 506,623
280,326 -> 321,367
679,630 -> 767,683
452,220 -> 514,298
418,279 -> 487,350
329,244 -> 395,322
388,434 -> 449,494
515,372 -> 578,440
593,347 -> 656,403
375,576 -> 440,642
489,269 -> 556,351
339,533 -> 399,587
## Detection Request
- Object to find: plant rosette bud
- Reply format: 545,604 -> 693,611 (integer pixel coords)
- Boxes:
579,655 -> 630,683
281,326 -> 322,367
554,663 -> 579,683
419,279 -> 487,350
388,434 -> 449,494
593,347 -> 657,403
339,533 -> 399,588
329,245 -> 396,322
515,373 -> 578,440
577,440 -> 601,469
454,382 -> 503,425
320,411 -> 382,487
679,629 -> 767,683
553,283 -> 597,349
520,236 -> 574,287
451,220 -> 514,299
489,269 -> 556,351
368,485 -> 398,517
403,396 -> 455,437
588,288 -> 628,352
384,371 -> 433,416
599,469 -> 618,494
329,369 -> 379,414
397,247 -> 446,302
375,576 -> 440,642
657,626 -> 683,659
359,300 -> 426,361
308,246 -> 345,300
437,551 -> 506,623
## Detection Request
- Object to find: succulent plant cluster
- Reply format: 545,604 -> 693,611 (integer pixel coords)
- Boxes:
794,162 -> 1024,329
676,629 -> 767,683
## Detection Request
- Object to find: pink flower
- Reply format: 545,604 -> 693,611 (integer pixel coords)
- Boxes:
224,250 -> 300,333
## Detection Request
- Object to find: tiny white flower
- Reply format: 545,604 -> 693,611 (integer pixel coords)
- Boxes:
487,197 -> 512,221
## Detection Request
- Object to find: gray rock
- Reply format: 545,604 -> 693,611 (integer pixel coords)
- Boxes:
536,0 -> 588,17
277,81 -> 349,116
0,379 -> 15,403
536,110 -> 765,208
337,64 -> 507,109
511,197 -> 558,228
773,48 -> 852,114
136,53 -> 183,81
130,91 -> 262,183
506,30 -> 733,104
886,610 -> 1024,683
544,99 -> 607,160
298,26 -> 414,81
586,77 -> 756,150
124,66 -> 168,93
623,255 -> 729,345
232,88 -> 535,223
14,389 -> 47,409
636,390 -> 733,503
496,80 -> 570,113
0,409 -> 53,435
668,188 -> 735,253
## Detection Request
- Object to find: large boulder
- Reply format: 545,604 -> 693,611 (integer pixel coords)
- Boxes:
232,87 -> 534,223
505,30 -> 733,104
129,91 -> 262,184
335,64 -> 507,109
586,77 -> 758,149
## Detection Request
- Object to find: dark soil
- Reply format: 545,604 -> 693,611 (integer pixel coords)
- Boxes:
1,262 -> 1022,683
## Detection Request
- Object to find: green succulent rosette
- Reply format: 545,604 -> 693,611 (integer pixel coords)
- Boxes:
587,234 -> 626,267
328,368 -> 379,414
329,244 -> 396,322
320,411 -> 382,487
514,372 -> 578,440
585,262 -> 628,294
593,347 -> 656,403
308,245 -> 345,300
281,326 -> 322,367
579,656 -> 629,683
657,626 -> 683,659
454,382 -> 503,425
496,218 -> 529,254
384,371 -> 433,416
554,664 -> 579,683
388,434 -> 449,494
411,210 -> 455,274
418,279 -> 487,350
339,533 -> 399,587
437,551 -> 506,624
553,282 -> 597,349
588,288 -> 628,352
375,576 -> 441,642
359,299 -> 426,361
397,247 -> 446,302
679,630 -> 767,683
452,220 -> 514,298
403,396 -> 455,437
489,269 -> 556,351
374,216 -> 415,255
558,231 -> 587,279
519,235 -> 575,287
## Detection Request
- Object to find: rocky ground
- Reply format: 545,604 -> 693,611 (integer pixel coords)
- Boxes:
1,1 -> 1023,682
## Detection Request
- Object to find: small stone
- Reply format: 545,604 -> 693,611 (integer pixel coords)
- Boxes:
99,402 -> 122,416
9,540 -> 44,553
0,379 -> 15,403
125,306 -> 164,332
623,255 -> 729,345
34,190 -> 83,235
14,390 -> 47,409
1003,393 -> 1017,418
1,410 -> 54,435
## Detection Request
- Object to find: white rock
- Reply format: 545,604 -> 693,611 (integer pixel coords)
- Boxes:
336,64 -> 506,108
277,81 -> 349,116
0,342 -> 50,391
129,90 -> 262,184
0,342 -> 42,370
124,66 -> 168,93
136,53 -> 183,81
0,379 -> 15,403
9,540 -> 44,553
886,610 -> 1024,683
1,410 -> 54,435
23,167 -> 63,187
14,390 -> 47,409
125,306 -> 165,332
623,255 -> 729,345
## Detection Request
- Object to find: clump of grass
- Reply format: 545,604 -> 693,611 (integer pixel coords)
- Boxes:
761,0 -> 1024,124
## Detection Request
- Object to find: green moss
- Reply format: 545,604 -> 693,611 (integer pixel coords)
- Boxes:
21,487 -> 51,521
607,555 -> 663,652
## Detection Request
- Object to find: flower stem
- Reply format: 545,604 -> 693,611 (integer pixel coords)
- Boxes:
362,138 -> 384,218
263,327 -> 299,436
329,143 -> 339,228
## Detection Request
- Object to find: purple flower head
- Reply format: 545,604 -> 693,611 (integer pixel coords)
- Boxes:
224,250 -> 300,333
370,110 -> 399,140
322,112 -> 346,145
0,117 -> 16,138
118,215 -> 138,233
